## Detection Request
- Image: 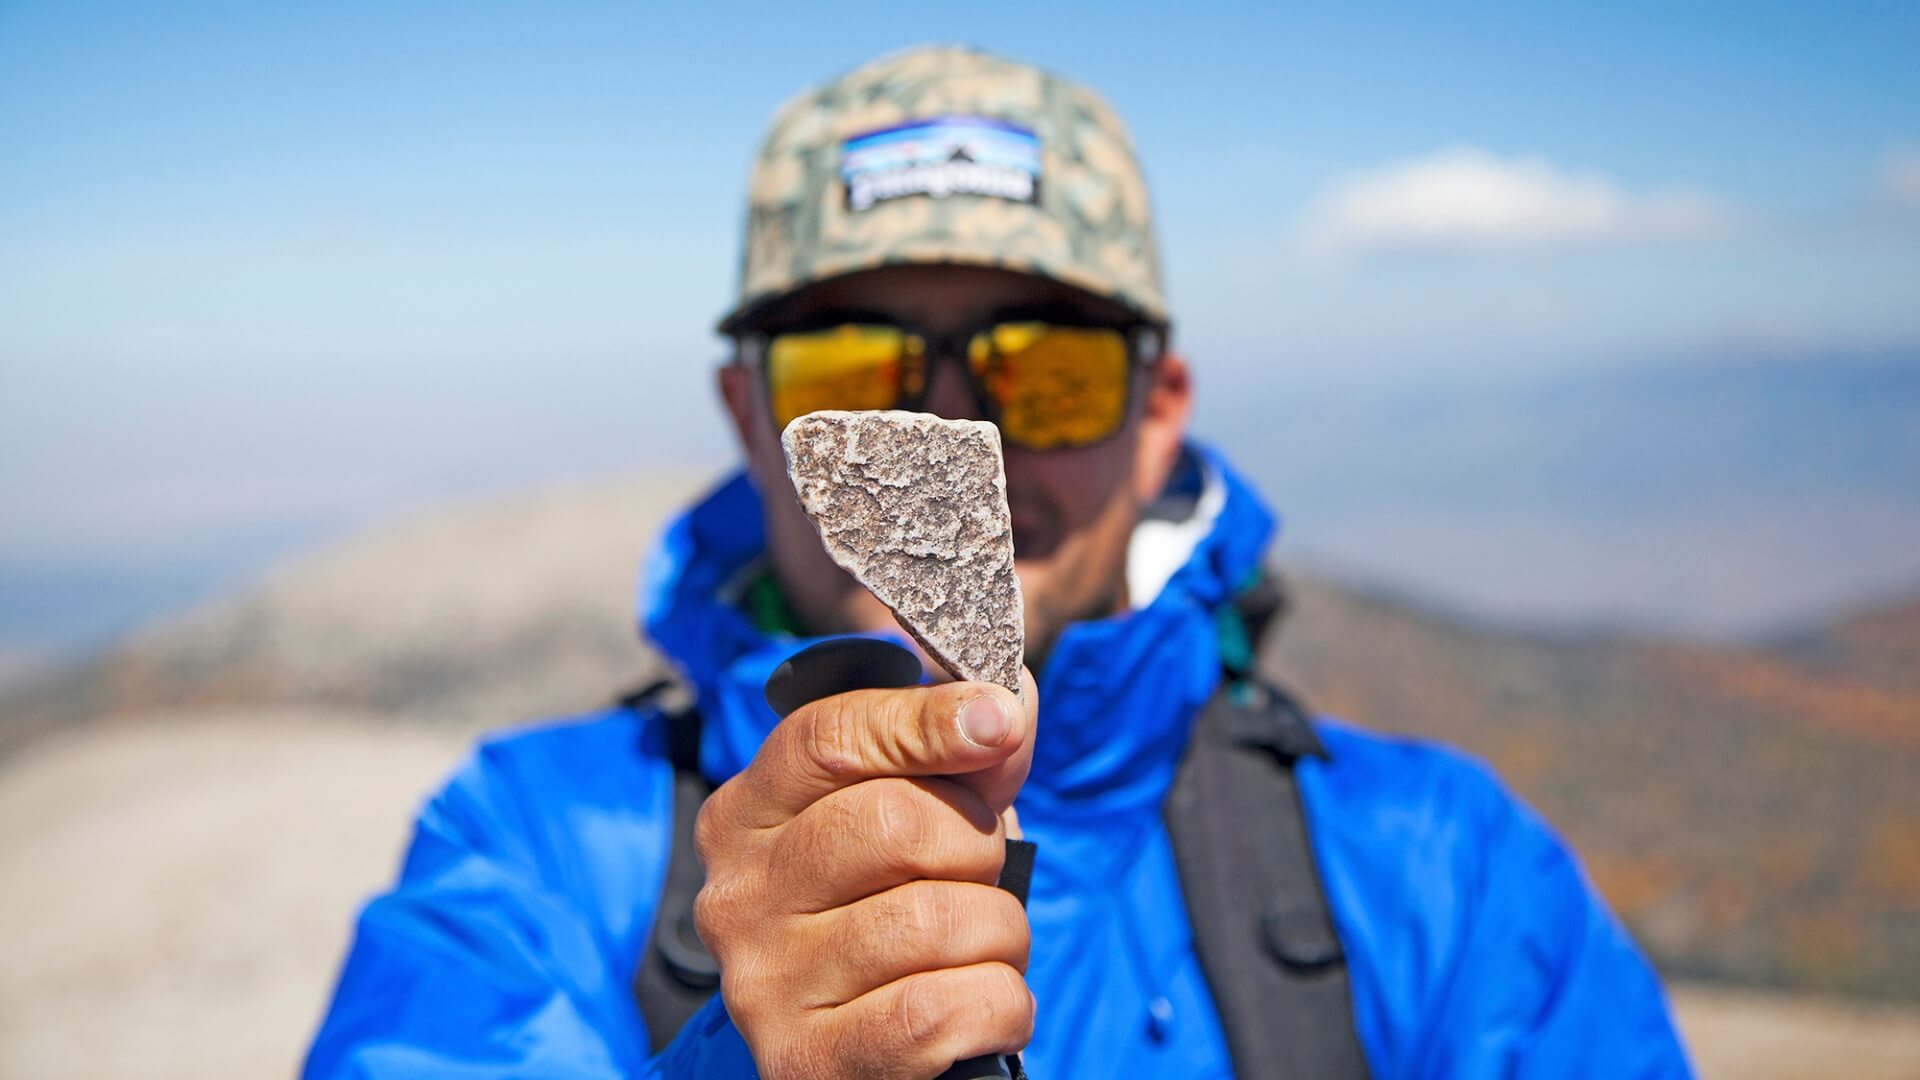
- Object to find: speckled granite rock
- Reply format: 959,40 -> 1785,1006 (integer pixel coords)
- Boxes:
782,410 -> 1024,694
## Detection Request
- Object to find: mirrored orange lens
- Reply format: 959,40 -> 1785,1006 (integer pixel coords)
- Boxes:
766,325 -> 920,430
970,323 -> 1130,449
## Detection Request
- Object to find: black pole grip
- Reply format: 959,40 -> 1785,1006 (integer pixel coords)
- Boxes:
764,638 -> 1032,1080
763,636 -> 926,717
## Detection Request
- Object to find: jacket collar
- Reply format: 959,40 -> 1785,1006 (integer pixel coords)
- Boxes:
640,442 -> 1276,819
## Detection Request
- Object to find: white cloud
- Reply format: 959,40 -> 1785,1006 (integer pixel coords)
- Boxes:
1877,146 -> 1920,207
1297,145 -> 1724,258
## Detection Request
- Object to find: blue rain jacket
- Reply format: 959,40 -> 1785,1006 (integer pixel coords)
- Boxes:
306,445 -> 1690,1078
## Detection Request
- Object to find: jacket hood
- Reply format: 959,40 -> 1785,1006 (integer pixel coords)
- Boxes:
640,441 -> 1275,817
305,440 -> 1690,1078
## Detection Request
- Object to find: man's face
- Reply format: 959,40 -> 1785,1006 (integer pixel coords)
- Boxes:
719,264 -> 1193,666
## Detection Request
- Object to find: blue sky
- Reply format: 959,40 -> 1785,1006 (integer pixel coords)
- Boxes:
2,2 -> 1917,634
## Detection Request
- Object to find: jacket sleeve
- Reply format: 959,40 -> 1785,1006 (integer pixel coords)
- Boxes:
1418,758 -> 1694,1079
302,722 -> 760,1078
1305,728 -> 1693,1079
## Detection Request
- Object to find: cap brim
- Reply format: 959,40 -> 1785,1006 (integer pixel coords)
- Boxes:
716,243 -> 1167,335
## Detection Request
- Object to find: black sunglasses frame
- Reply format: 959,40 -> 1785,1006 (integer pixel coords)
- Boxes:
738,317 -> 1165,451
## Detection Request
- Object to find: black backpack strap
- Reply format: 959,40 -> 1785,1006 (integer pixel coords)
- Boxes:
626,681 -> 723,1053
1165,678 -> 1372,1079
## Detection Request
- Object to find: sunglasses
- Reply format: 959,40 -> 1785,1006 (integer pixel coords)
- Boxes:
742,318 -> 1163,451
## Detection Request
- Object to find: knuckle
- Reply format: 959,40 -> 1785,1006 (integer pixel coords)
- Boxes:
692,873 -> 753,949
903,882 -> 959,941
690,882 -> 727,945
910,690 -> 958,762
890,974 -> 950,1057
691,800 -> 721,864
800,703 -> 862,779
716,943 -> 843,1080
769,796 -> 852,889
882,690 -> 942,773
989,891 -> 1032,965
865,781 -> 931,865
692,785 -> 737,865
994,965 -> 1037,1040
717,960 -> 761,1021
719,948 -> 793,1041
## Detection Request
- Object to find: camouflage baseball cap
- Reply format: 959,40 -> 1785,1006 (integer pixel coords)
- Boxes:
717,45 -> 1166,334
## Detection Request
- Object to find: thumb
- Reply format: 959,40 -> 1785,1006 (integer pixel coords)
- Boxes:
949,665 -> 1038,813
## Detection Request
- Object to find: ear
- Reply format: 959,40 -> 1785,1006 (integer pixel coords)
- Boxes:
720,359 -> 798,504
1132,350 -> 1193,505
717,362 -> 762,453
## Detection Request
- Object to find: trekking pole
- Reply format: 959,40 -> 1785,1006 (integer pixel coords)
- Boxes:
765,637 -> 1035,1080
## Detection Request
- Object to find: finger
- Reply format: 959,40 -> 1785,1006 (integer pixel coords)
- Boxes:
794,881 -> 1030,1008
816,962 -> 1035,1080
968,665 -> 1040,812
730,679 -> 1031,829
770,777 -> 1004,911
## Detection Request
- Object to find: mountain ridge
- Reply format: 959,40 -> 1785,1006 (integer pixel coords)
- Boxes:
2,472 -> 1915,1001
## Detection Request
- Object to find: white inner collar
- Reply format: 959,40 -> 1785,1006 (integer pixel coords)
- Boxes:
1125,453 -> 1226,610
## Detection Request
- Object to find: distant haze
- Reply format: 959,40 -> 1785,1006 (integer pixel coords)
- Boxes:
1205,354 -> 1920,636
3,353 -> 1917,658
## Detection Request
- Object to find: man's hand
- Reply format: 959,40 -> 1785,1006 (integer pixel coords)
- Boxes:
693,671 -> 1039,1080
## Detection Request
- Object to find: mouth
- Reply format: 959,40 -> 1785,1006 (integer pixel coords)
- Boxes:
1008,499 -> 1060,561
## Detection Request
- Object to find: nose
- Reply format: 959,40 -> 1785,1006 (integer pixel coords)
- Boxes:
919,355 -> 983,422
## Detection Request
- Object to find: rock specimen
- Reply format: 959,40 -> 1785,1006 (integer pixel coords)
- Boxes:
782,410 -> 1025,694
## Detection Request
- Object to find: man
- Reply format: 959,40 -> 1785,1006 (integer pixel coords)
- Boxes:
306,46 -> 1690,1078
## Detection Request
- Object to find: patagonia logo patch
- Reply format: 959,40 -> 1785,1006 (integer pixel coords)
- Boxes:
840,116 -> 1041,212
